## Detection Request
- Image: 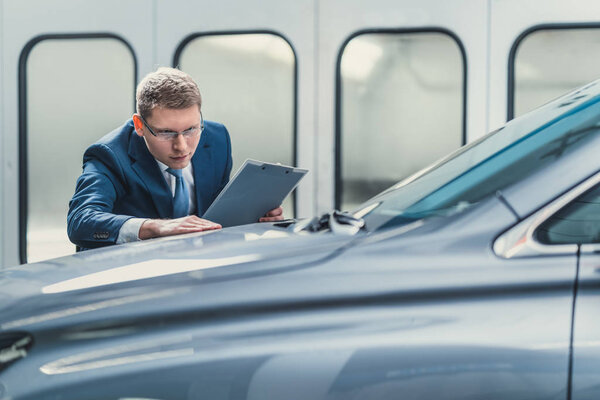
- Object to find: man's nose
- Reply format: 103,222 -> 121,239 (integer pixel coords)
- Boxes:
172,134 -> 187,149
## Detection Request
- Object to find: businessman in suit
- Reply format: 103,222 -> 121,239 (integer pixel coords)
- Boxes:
68,67 -> 282,249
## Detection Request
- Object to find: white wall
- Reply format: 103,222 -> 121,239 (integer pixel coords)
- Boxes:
1,0 -> 153,267
3,0 -> 600,266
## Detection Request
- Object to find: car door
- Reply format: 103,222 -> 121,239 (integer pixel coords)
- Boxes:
506,169 -> 600,399
572,250 -> 600,400
563,177 -> 600,399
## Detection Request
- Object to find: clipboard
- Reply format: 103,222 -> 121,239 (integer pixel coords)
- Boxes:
202,159 -> 308,227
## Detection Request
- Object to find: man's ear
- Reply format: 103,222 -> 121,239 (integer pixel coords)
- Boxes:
132,114 -> 144,137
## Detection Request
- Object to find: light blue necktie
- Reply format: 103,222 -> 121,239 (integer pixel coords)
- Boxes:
166,168 -> 189,218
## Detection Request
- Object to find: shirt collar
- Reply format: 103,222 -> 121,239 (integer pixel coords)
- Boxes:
155,159 -> 191,174
155,159 -> 169,173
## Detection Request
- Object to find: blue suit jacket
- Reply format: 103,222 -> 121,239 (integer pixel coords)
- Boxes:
67,119 -> 232,249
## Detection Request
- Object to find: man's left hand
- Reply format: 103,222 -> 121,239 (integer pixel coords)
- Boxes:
259,206 -> 284,222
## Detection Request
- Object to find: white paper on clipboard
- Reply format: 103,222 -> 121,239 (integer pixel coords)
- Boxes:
202,159 -> 308,227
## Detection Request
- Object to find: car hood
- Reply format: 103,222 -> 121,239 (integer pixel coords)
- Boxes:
0,196 -> 518,333
0,222 -> 360,331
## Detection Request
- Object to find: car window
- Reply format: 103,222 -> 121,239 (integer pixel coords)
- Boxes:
536,182 -> 600,244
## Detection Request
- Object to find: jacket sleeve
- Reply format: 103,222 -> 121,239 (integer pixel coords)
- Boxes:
67,144 -> 133,249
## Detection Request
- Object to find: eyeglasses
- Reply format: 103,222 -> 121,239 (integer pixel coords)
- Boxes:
139,112 -> 204,142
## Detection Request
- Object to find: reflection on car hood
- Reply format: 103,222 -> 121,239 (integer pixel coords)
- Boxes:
0,196 -> 516,334
0,222 -> 360,331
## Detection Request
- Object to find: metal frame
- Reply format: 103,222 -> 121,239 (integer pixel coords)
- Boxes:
172,30 -> 299,216
507,23 -> 600,121
334,28 -> 468,210
18,33 -> 138,264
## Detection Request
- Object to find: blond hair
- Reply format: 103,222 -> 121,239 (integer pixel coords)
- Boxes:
136,67 -> 202,118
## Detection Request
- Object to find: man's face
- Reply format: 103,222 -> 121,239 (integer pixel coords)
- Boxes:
133,106 -> 202,169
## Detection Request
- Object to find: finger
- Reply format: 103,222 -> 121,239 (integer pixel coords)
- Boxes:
180,224 -> 221,233
198,222 -> 221,229
265,206 -> 283,217
197,218 -> 221,227
190,216 -> 220,225
178,216 -> 219,227
193,221 -> 222,230
191,226 -> 221,232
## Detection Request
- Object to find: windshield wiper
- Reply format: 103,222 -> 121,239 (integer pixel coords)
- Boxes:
293,211 -> 365,235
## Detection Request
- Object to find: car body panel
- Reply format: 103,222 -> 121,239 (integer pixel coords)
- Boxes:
570,253 -> 600,400
0,196 -> 579,400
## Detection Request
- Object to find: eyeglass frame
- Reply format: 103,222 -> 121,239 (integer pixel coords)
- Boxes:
138,112 -> 205,141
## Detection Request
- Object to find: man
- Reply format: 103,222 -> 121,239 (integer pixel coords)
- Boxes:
68,67 -> 282,249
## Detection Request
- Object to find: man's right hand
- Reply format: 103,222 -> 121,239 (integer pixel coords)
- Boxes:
139,216 -> 222,240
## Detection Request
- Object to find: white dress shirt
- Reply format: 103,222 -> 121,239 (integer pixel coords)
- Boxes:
116,160 -> 196,243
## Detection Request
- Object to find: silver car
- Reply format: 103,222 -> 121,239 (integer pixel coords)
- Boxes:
2,80 -> 600,400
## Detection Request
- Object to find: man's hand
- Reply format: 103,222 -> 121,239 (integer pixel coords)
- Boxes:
259,206 -> 284,222
139,216 -> 222,240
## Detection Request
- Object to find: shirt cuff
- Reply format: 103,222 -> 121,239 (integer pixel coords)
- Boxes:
116,218 -> 148,244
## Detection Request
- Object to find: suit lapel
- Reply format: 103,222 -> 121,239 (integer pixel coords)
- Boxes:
128,133 -> 173,218
192,134 -> 213,216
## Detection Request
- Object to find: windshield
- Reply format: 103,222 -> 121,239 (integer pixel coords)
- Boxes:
354,81 -> 600,232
